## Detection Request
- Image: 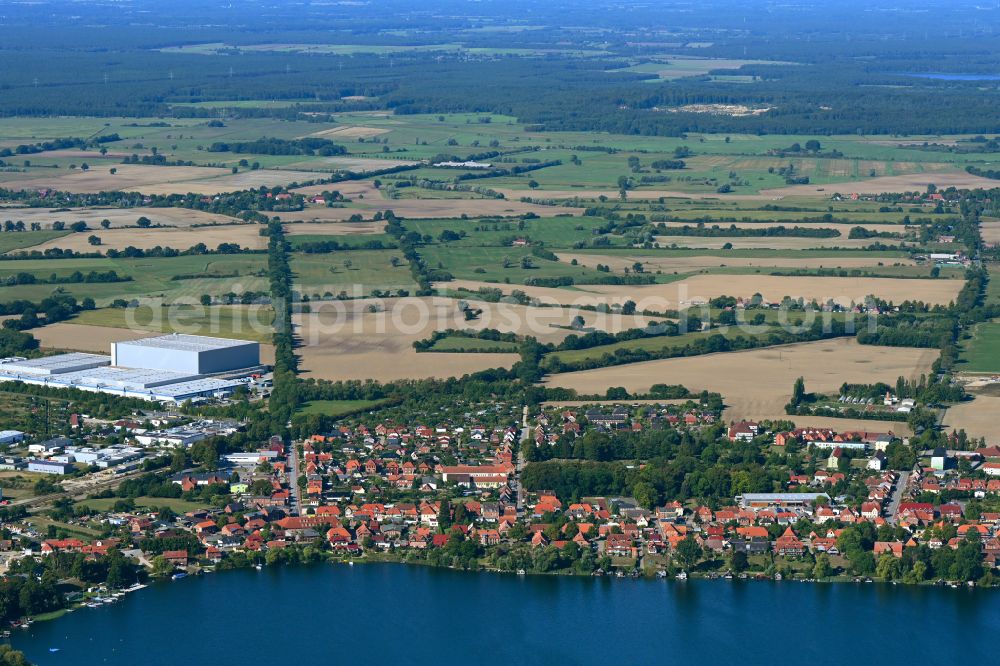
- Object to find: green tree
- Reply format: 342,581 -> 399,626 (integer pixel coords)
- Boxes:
813,553 -> 833,579
791,377 -> 806,406
675,536 -> 701,569
729,550 -> 749,573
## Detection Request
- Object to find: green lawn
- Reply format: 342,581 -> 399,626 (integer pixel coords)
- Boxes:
72,305 -> 275,343
77,496 -> 213,513
544,325 -> 785,367
0,230 -> 70,253
293,249 -> 415,296
959,319 -> 1000,373
0,254 -> 269,305
297,399 -> 392,417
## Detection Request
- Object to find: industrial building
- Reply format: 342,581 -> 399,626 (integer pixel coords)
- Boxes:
0,334 -> 263,404
27,459 -> 75,475
112,334 -> 259,375
737,492 -> 830,509
0,430 -> 24,446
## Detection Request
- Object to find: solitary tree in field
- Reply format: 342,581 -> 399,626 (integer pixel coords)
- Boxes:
87,235 -> 101,246
791,376 -> 806,406
109,167 -> 117,175
136,216 -> 151,228
101,219 -> 111,229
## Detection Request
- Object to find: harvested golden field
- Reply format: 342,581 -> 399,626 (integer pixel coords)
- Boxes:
981,217 -> 1000,244
585,274 -> 962,307
1,164 -> 231,194
16,224 -> 267,253
654,235 -> 878,249
544,338 -> 935,429
31,321 -> 276,363
942,397 -> 1000,445
446,274 -> 961,309
294,181 -> 382,199
558,252 -> 916,272
276,195 -> 577,222
0,206 -> 239,229
30,323 -> 156,352
136,169 -> 324,196
293,296 -> 659,381
295,299 -> 517,381
761,171 -> 1000,197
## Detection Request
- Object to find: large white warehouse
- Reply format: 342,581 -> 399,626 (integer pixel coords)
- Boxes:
112,334 -> 260,375
0,334 -> 263,403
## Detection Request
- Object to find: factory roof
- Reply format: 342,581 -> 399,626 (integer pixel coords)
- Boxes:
0,353 -> 111,376
143,377 -> 242,399
115,334 -> 256,353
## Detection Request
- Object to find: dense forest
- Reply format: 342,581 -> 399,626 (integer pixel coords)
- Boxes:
0,1 -> 999,134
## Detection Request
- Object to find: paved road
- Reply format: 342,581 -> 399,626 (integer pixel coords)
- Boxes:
288,441 -> 302,516
517,406 -> 529,513
885,470 -> 911,525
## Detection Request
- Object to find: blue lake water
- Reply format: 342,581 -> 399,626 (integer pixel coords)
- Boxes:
12,563 -> 1000,664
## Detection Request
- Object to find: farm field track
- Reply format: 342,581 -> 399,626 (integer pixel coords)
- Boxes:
15,224 -> 269,252
0,206 -> 240,228
556,252 -> 917,271
444,274 -> 961,309
543,338 -> 935,429
759,171 -> 1000,196
942,397 -> 1000,445
653,235 -> 886,249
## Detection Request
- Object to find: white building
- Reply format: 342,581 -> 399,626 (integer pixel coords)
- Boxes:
112,334 -> 259,375
0,430 -> 24,446
27,459 -> 74,475
0,335 -> 258,404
